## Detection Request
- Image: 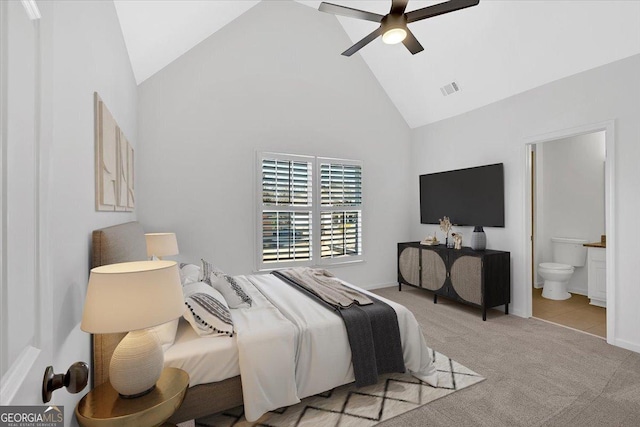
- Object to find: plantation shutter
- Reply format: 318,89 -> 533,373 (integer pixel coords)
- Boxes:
261,156 -> 313,264
258,153 -> 363,269
319,161 -> 363,260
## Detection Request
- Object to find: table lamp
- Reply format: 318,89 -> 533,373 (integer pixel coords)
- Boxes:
81,260 -> 184,398
145,233 -> 179,260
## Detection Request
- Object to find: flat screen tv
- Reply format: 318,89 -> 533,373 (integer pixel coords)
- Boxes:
420,163 -> 505,227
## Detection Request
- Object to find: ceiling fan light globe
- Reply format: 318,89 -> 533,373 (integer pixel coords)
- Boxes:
382,28 -> 407,45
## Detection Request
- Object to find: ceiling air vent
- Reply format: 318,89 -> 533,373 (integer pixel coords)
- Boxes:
440,81 -> 460,96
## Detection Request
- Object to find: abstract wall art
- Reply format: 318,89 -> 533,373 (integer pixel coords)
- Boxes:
94,92 -> 134,212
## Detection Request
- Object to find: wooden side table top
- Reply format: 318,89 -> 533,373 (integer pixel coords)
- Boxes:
76,367 -> 189,427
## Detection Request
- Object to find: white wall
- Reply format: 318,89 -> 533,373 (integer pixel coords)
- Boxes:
411,54 -> 640,352
535,132 -> 605,295
136,1 -> 412,288
43,1 -> 137,424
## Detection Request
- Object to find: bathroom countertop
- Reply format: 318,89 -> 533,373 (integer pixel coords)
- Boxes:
583,242 -> 606,248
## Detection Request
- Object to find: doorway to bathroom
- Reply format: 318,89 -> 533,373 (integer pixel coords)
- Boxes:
523,121 -> 615,343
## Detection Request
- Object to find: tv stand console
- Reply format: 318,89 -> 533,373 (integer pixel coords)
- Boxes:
397,242 -> 510,320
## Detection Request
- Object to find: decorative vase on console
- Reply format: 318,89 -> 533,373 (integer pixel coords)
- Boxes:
452,232 -> 463,249
439,216 -> 453,248
470,226 -> 486,250
446,237 -> 454,249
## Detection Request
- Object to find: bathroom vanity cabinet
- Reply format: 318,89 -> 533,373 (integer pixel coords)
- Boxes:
587,247 -> 606,307
397,242 -> 510,320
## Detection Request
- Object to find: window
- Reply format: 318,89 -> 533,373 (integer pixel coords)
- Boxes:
258,153 -> 363,269
260,155 -> 313,264
319,162 -> 362,259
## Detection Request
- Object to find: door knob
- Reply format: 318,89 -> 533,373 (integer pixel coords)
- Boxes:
42,361 -> 89,403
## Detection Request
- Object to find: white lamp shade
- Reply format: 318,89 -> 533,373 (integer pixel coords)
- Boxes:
145,233 -> 179,258
81,261 -> 184,334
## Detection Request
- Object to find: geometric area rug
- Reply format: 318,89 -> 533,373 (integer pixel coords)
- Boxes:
195,349 -> 484,427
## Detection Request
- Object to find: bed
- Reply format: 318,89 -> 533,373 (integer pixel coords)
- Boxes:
90,221 -> 437,423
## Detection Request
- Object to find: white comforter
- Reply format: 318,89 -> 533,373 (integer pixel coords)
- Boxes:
233,274 -> 438,422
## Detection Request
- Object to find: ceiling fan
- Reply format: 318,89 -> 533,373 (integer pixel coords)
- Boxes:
319,0 -> 480,56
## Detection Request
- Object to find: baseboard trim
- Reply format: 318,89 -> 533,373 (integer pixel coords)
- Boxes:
612,338 -> 640,354
509,307 -> 526,318
362,282 -> 397,291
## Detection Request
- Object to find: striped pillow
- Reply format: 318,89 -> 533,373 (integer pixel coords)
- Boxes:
200,259 -> 253,308
182,282 -> 234,337
199,259 -> 224,283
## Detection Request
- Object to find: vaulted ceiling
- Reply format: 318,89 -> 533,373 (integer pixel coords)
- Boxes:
114,0 -> 640,128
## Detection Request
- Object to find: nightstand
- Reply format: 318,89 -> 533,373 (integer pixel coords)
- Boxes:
75,367 -> 189,427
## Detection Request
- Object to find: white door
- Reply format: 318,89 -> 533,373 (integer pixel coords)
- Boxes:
0,0 -> 54,406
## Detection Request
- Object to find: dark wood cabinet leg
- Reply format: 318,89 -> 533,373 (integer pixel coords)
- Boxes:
434,294 -> 438,304
482,307 -> 487,321
505,303 -> 509,315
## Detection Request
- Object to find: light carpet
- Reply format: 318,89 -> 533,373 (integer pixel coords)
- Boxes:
196,349 -> 483,427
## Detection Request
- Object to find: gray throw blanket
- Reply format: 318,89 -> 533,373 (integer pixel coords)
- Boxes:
276,267 -> 372,308
272,268 -> 405,387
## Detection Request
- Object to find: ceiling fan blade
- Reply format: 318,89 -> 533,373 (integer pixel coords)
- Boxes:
342,26 -> 384,57
406,0 -> 480,23
402,28 -> 424,55
319,2 -> 384,23
390,0 -> 409,15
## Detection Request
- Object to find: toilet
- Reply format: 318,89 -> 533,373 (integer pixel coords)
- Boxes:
539,237 -> 588,300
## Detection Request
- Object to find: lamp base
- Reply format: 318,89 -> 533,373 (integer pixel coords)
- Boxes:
119,384 -> 156,399
109,329 -> 164,397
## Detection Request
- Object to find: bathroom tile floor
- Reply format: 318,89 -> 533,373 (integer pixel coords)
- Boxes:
532,287 -> 606,338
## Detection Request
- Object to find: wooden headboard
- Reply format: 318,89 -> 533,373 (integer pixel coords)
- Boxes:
90,221 -> 147,387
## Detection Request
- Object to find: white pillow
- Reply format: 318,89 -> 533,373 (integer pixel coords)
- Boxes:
200,259 -> 253,308
182,282 -> 234,337
149,319 -> 179,352
144,263 -> 194,350
179,263 -> 200,286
